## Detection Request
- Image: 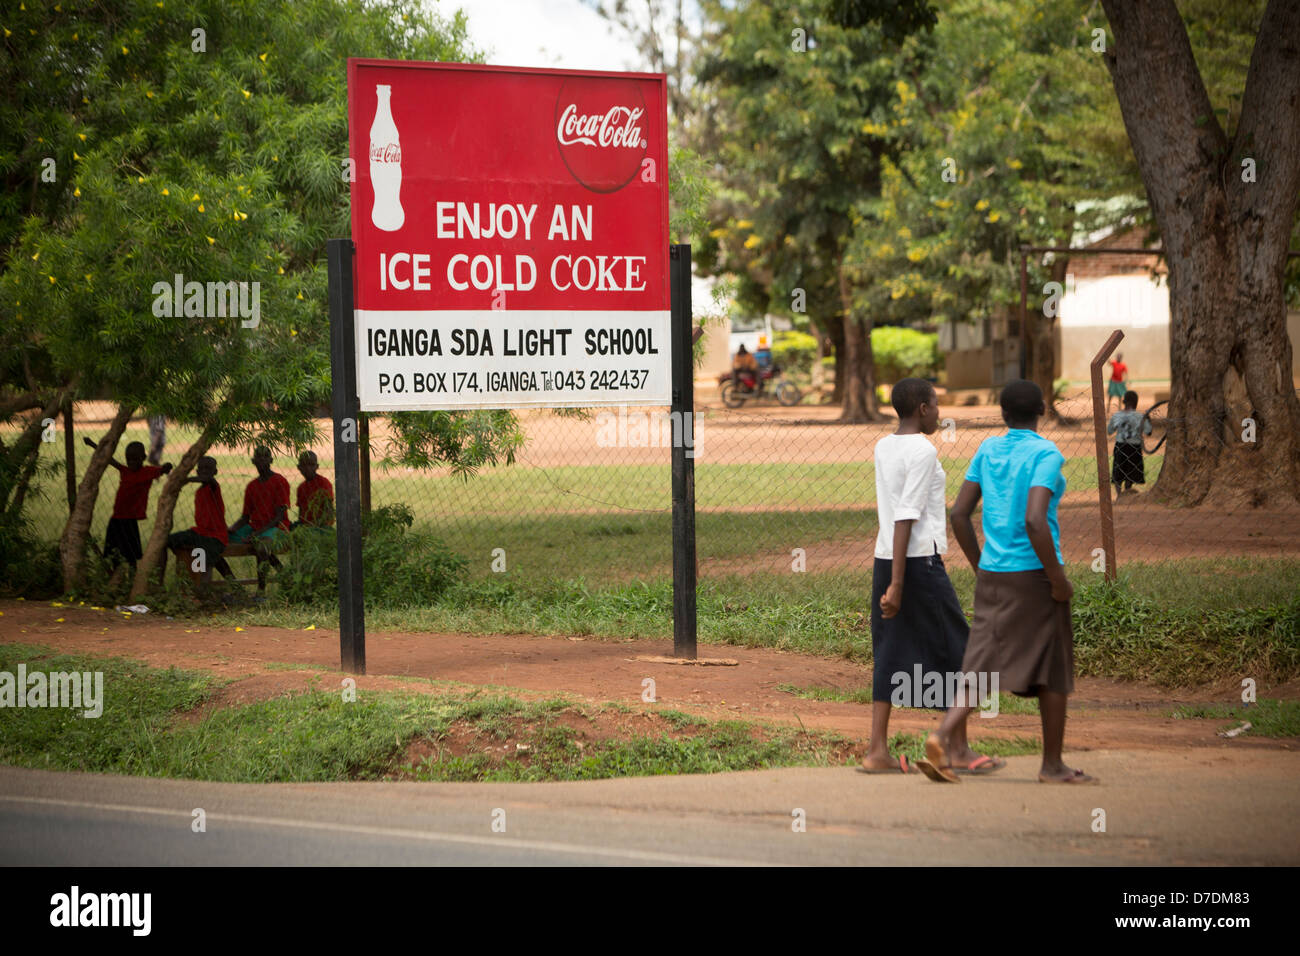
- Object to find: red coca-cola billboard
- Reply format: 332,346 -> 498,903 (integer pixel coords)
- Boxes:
347,60 -> 670,410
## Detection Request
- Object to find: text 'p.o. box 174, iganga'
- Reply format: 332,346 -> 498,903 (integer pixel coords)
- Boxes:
347,59 -> 671,410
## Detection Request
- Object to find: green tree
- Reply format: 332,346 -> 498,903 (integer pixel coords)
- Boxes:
843,0 -> 1138,412
0,0 -> 529,596
694,0 -> 935,421
1098,0 -> 1300,506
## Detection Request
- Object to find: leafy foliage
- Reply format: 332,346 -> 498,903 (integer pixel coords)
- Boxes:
276,504 -> 467,607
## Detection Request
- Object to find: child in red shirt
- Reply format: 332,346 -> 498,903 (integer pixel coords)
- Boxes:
1107,353 -> 1129,412
84,437 -> 172,570
293,450 -> 334,528
229,447 -> 291,544
166,456 -> 235,583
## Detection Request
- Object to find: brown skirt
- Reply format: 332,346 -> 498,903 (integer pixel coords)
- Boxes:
961,568 -> 1074,696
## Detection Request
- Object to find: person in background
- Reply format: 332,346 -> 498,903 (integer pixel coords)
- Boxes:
1106,352 -> 1128,412
84,437 -> 172,578
1107,390 -> 1151,497
166,456 -> 235,584
754,335 -> 773,371
293,450 -> 334,528
732,343 -> 759,394
146,414 -> 167,466
228,447 -> 291,576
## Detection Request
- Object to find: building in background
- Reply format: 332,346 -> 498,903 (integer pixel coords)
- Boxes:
939,224 -> 1300,394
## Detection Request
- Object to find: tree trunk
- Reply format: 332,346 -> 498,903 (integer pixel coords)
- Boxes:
837,259 -> 882,422
1101,0 -> 1300,506
811,327 -> 827,391
1027,257 -> 1068,419
130,425 -> 220,600
59,402 -> 135,591
2,389 -> 67,516
822,312 -> 846,404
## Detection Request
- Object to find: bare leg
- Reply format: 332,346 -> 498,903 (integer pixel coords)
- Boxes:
1037,690 -> 1089,781
862,700 -> 898,769
932,701 -> 977,763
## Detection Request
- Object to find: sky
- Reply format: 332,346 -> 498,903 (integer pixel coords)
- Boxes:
443,0 -> 647,72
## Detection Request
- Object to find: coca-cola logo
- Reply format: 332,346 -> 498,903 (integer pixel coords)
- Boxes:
370,143 -> 401,164
555,77 -> 649,194
557,105 -> 644,148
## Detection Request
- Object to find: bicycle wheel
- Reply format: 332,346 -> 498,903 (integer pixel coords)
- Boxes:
1142,400 -> 1168,454
775,381 -> 802,406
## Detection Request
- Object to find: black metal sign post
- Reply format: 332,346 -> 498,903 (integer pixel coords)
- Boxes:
670,244 -> 697,659
327,237 -> 366,674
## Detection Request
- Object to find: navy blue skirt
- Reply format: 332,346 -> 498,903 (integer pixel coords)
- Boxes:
871,554 -> 971,705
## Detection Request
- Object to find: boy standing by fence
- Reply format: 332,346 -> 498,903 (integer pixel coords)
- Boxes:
84,437 -> 172,575
861,378 -> 1002,776
920,379 -> 1093,784
1107,390 -> 1151,497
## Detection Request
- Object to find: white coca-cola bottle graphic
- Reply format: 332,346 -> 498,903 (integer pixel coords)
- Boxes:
369,84 -> 404,231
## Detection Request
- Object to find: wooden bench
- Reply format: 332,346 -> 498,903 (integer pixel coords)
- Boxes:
168,535 -> 287,592
219,540 -> 280,591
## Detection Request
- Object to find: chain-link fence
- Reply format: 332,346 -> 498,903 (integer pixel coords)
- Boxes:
13,386 -> 1299,597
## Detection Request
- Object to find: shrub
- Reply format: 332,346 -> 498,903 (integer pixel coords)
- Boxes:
871,326 -> 939,382
810,327 -> 940,384
771,330 -> 819,376
277,504 -> 467,607
0,517 -> 61,598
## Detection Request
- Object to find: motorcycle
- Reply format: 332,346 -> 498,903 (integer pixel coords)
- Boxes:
718,364 -> 802,408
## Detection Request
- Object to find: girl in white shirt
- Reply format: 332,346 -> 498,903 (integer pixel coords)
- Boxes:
861,379 -> 1003,776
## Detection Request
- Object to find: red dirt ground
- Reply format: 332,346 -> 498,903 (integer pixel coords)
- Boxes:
3,599 -> 1293,758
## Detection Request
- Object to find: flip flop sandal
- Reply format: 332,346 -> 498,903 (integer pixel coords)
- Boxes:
919,733 -> 960,783
1038,768 -> 1096,784
955,755 -> 1007,775
915,759 -> 959,783
859,754 -> 914,774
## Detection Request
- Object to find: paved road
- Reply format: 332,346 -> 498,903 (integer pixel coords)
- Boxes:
3,748 -> 1297,866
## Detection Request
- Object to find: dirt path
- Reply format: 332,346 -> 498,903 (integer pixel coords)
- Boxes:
3,599 -> 1291,756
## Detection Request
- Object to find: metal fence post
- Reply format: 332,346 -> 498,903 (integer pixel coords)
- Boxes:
670,244 -> 697,659
328,237 -> 366,673
1091,329 -> 1124,583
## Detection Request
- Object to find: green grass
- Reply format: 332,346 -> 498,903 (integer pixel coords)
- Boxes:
203,557 -> 1300,687
777,683 -> 1040,715
0,643 -> 866,783
0,643 -> 220,773
1169,699 -> 1300,738
19,420 -> 1126,564
401,702 -> 858,782
1072,565 -> 1300,685
885,732 -> 1041,763
778,682 -> 874,704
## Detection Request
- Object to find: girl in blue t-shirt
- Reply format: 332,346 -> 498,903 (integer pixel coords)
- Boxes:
916,380 -> 1095,785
